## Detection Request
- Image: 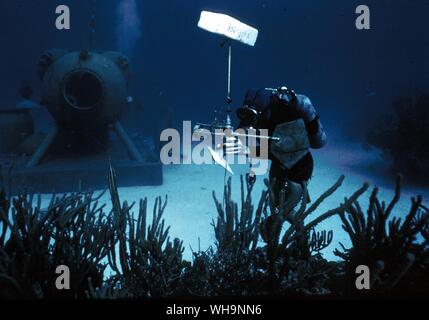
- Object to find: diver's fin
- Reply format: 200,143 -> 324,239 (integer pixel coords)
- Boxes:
207,146 -> 234,175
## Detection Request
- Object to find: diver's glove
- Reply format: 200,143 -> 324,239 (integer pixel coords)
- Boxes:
247,171 -> 257,185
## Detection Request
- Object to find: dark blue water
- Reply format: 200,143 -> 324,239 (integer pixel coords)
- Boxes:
0,0 -> 427,140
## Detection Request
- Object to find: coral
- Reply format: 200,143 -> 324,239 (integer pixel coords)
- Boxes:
85,278 -> 129,299
259,175 -> 368,285
309,229 -> 334,254
174,175 -> 267,297
106,163 -> 185,298
184,175 -> 269,296
202,174 -> 368,296
1,162 -> 427,299
212,174 -> 265,254
334,175 -> 429,295
422,214 -> 429,244
0,167 -> 114,298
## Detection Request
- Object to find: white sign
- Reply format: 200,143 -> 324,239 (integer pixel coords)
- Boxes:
198,11 -> 259,47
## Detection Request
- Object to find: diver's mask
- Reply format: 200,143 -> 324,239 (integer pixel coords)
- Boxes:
236,105 -> 260,126
273,86 -> 297,106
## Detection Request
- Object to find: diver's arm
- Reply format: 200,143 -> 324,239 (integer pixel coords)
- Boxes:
297,95 -> 327,149
307,115 -> 327,149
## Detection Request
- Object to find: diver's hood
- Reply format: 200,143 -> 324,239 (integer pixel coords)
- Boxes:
243,88 -> 273,112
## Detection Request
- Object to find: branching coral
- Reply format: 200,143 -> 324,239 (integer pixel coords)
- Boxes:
207,174 -> 369,296
106,163 -> 185,298
1,161 -> 427,299
0,168 -> 114,298
334,175 -> 429,294
212,174 -> 266,254
309,229 -> 333,254
259,175 -> 369,288
181,175 -> 268,297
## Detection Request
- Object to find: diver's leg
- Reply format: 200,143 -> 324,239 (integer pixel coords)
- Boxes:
269,161 -> 287,207
269,156 -> 312,209
269,175 -> 305,211
287,152 -> 314,204
283,179 -> 305,209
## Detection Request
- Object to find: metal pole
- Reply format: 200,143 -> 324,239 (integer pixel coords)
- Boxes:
225,41 -> 233,129
227,42 -> 232,104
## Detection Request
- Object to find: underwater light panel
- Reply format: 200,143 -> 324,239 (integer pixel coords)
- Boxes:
198,11 -> 259,46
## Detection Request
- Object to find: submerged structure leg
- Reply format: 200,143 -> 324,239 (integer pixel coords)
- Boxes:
113,121 -> 144,162
26,123 -> 59,169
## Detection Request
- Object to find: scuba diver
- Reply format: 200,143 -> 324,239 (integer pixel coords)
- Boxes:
225,86 -> 327,208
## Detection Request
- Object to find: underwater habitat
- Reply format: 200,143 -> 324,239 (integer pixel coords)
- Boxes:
0,0 -> 428,311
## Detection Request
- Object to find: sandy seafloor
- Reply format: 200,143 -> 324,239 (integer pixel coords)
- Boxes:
38,140 -> 429,271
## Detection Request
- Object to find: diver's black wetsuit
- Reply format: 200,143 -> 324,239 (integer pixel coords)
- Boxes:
238,88 -> 327,204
